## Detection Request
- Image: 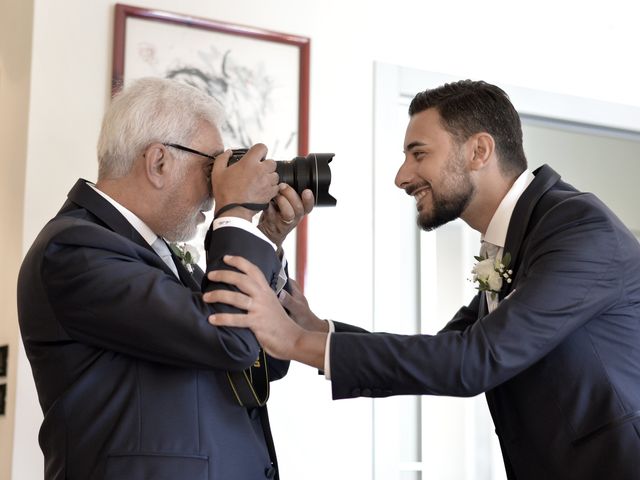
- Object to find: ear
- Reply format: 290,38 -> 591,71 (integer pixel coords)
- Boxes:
467,132 -> 495,171
142,143 -> 169,189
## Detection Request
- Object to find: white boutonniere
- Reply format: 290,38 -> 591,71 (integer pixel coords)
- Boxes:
471,251 -> 512,300
169,242 -> 200,273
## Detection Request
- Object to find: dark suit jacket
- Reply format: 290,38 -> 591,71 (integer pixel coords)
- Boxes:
330,165 -> 640,479
17,179 -> 289,480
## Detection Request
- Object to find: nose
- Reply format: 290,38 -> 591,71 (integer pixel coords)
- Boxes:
395,157 -> 411,190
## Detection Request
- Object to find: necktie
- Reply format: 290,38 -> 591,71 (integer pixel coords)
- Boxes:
479,241 -> 501,313
480,240 -> 500,260
151,237 -> 179,278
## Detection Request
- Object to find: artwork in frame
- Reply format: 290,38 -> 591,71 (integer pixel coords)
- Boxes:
112,3 -> 310,288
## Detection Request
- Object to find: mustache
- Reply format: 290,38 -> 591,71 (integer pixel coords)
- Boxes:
405,181 -> 431,196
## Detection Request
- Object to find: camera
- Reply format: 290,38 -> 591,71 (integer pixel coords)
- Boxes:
229,148 -> 337,206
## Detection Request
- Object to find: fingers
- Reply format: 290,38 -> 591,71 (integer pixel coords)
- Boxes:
212,144 -> 280,212
212,149 -> 232,174
271,184 -> 312,224
208,312 -> 250,329
231,145 -> 278,190
262,159 -> 277,174
233,144 -> 276,174
222,254 -> 266,279
277,184 -> 304,211
241,145 -> 276,180
271,186 -> 297,222
205,255 -> 269,292
203,288 -> 251,311
301,189 -> 315,214
268,171 -> 280,188
204,268 -> 258,301
243,143 -> 268,164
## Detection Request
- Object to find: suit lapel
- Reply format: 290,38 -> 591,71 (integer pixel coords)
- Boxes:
66,179 -> 203,289
499,165 -> 560,300
173,257 -> 203,291
66,179 -> 154,252
478,291 -> 488,318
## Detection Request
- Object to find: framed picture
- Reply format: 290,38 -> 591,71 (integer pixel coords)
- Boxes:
112,3 -> 310,287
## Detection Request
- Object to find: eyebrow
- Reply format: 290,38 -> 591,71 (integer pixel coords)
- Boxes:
404,141 -> 428,152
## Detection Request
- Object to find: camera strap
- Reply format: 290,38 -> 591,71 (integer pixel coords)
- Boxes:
226,349 -> 270,407
214,202 -> 269,219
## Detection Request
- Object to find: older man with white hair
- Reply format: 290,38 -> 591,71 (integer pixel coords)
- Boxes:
18,77 -> 313,480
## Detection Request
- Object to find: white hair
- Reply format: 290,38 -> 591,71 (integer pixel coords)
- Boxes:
97,77 -> 222,179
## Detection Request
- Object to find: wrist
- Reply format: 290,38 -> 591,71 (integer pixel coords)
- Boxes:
292,329 -> 327,371
322,319 -> 332,333
215,204 -> 255,222
313,317 -> 330,333
257,223 -> 284,250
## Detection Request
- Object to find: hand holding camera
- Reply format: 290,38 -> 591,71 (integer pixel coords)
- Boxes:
211,144 -> 279,221
227,146 -> 336,246
228,148 -> 336,207
211,143 -> 337,245
258,183 -> 315,248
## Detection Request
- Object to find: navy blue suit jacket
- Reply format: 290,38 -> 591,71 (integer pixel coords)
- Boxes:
331,165 -> 640,479
17,179 -> 288,480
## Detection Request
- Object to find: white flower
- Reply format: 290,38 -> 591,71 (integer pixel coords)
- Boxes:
471,251 -> 512,300
169,242 -> 200,272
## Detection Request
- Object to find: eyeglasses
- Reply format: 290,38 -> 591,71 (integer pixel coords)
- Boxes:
163,143 -> 216,162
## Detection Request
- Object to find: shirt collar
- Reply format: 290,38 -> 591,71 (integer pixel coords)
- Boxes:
483,169 -> 535,248
88,182 -> 159,246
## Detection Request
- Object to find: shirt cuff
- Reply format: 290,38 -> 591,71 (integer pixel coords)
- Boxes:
324,320 -> 335,380
212,217 -> 276,250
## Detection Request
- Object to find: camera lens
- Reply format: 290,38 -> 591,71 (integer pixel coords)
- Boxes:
229,149 -> 337,206
275,154 -> 336,206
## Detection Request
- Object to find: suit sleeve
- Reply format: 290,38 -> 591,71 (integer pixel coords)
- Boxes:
201,226 -> 291,380
330,195 -> 625,399
333,321 -> 369,334
40,219 -> 281,371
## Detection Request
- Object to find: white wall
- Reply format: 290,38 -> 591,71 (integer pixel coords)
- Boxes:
0,1 -> 33,479
8,0 -> 640,478
524,123 -> 640,234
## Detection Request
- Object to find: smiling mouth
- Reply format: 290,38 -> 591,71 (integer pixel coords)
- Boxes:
412,186 -> 431,209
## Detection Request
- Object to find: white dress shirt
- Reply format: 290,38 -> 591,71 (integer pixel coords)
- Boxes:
482,169 -> 535,249
481,169 -> 534,312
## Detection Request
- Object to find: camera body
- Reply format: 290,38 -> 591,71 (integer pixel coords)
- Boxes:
229,148 -> 337,206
